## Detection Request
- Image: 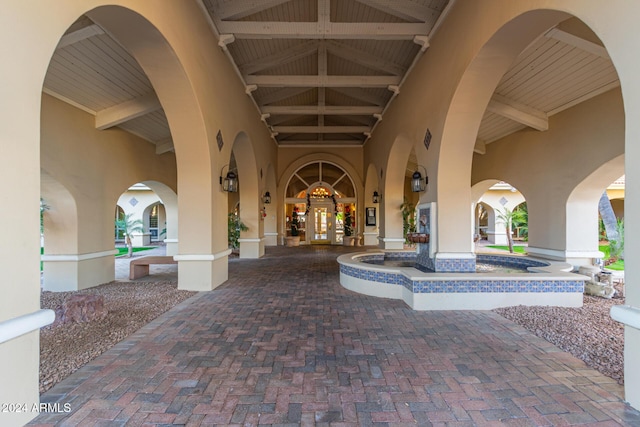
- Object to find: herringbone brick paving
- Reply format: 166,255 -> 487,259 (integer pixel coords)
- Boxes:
30,245 -> 640,426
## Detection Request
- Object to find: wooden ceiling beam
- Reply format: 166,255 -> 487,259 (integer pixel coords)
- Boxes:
57,24 -> 104,50
273,125 -> 370,133
95,92 -> 162,130
215,20 -> 428,40
257,87 -> 313,105
487,94 -> 548,132
545,28 -> 609,59
155,138 -> 174,154
326,40 -> 406,75
354,0 -> 434,23
239,41 -> 319,75
262,105 -> 383,115
215,0 -> 292,20
246,75 -> 401,87
334,87 -> 386,106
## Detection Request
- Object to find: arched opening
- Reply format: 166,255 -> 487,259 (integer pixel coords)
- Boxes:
284,161 -> 356,245
473,181 -> 526,252
229,132 -> 262,258
381,134 -> 421,249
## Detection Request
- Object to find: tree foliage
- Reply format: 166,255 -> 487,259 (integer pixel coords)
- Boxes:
228,212 -> 249,250
115,212 -> 144,257
496,207 -> 526,253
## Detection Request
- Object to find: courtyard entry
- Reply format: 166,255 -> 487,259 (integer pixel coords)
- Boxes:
285,162 -> 357,245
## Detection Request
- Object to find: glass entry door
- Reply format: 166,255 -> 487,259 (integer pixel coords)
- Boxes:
310,204 -> 333,244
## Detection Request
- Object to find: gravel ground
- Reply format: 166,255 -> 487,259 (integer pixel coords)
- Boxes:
494,284 -> 626,384
39,281 -> 196,393
39,280 -> 625,395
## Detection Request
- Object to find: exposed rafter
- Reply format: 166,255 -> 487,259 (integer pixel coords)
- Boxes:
278,140 -> 364,146
354,0 -> 435,23
57,24 -> 104,49
487,94 -> 548,132
545,28 -> 609,59
215,0 -> 292,20
262,105 -> 383,115
333,87 -> 387,106
474,139 -> 486,155
95,93 -> 162,130
326,40 -> 406,76
246,75 -> 401,88
155,138 -> 174,154
215,21 -> 429,40
239,41 -> 319,75
272,125 -> 370,134
257,87 -> 313,105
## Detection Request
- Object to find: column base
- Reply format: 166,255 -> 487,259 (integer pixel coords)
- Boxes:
263,232 -> 278,246
175,250 -> 231,291
164,239 -> 178,256
434,252 -> 476,272
624,326 -> 640,410
486,230 -> 507,245
239,238 -> 265,259
363,231 -> 378,246
527,246 -> 604,268
41,250 -> 117,291
0,331 -> 40,426
377,236 -> 405,250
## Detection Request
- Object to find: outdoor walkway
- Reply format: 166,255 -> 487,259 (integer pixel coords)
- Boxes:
113,245 -> 177,282
31,245 -> 640,426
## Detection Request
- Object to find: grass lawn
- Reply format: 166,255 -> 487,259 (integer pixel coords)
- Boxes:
115,246 -> 154,257
486,245 -> 526,254
599,244 -> 624,271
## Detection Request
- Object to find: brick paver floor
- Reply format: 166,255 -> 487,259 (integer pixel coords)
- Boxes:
30,245 -> 640,426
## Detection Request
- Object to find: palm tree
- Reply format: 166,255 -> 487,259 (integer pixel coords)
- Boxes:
115,213 -> 144,257
598,191 -> 619,242
496,207 -> 525,253
512,203 -> 528,240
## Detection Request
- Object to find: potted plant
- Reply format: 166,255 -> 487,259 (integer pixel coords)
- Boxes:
286,207 -> 301,247
400,199 -> 417,246
343,205 -> 354,246
228,212 -> 248,253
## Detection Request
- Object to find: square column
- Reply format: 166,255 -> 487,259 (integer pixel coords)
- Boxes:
175,250 -> 231,291
239,237 -> 265,258
42,250 -> 116,291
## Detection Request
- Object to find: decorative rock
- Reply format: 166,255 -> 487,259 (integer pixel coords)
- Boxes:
54,294 -> 107,326
584,280 -> 616,299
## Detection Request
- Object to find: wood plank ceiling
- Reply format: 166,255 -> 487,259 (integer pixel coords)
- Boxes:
42,2 -> 620,158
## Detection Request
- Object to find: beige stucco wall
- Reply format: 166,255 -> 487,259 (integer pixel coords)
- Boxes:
472,88 -> 624,255
42,94 -> 177,254
277,146 -> 364,184
4,0 -> 640,423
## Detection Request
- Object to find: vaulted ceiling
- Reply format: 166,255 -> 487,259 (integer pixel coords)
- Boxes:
43,1 -> 620,158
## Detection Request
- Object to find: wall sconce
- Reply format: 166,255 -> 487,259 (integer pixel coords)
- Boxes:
372,191 -> 381,204
411,165 -> 428,192
219,165 -> 238,192
263,191 -> 271,204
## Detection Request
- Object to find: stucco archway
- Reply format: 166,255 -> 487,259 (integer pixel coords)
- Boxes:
230,131 -> 263,258
380,133 -> 416,249
436,10 -> 570,263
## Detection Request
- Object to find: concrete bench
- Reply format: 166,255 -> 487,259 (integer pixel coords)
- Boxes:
129,256 -> 177,280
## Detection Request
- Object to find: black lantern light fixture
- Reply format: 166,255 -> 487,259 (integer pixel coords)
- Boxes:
411,165 -> 428,193
372,191 -> 381,204
263,191 -> 271,204
219,165 -> 238,192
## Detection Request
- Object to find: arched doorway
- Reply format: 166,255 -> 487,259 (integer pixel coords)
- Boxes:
285,161 -> 356,245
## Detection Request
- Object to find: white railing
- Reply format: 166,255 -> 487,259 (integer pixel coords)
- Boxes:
611,305 -> 640,330
0,309 -> 55,344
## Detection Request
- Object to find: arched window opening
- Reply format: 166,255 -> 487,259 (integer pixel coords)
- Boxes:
285,162 -> 356,245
